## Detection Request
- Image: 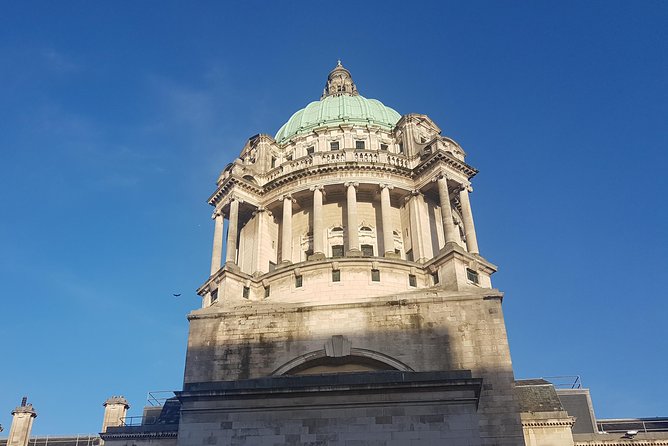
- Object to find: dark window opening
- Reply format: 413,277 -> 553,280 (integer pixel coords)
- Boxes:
242,286 -> 250,299
466,268 -> 479,284
361,244 -> 374,257
264,286 -> 271,298
306,146 -> 315,155
286,154 -> 293,161
432,272 -> 440,285
332,245 -> 344,258
371,269 -> 381,282
271,157 -> 276,168
330,141 -> 340,151
399,143 -> 404,153
355,140 -> 365,150
295,275 -> 303,288
408,274 -> 417,287
210,289 -> 218,303
380,144 -> 388,151
332,270 -> 341,282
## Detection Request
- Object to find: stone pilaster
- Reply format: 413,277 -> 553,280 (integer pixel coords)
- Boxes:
379,184 -> 398,258
7,399 -> 36,446
210,210 -> 224,275
225,198 -> 240,265
252,207 -> 267,273
459,184 -> 479,254
345,182 -> 361,256
281,194 -> 294,264
309,185 -> 326,261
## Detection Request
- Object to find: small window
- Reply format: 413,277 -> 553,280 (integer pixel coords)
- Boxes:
431,272 -> 440,285
264,285 -> 271,298
331,226 -> 344,233
361,244 -> 374,257
408,274 -> 417,287
271,157 -> 276,168
466,269 -> 479,284
286,154 -> 293,161
242,286 -> 250,299
330,141 -> 340,151
380,144 -> 388,151
355,140 -> 365,150
306,146 -> 315,155
210,289 -> 218,303
399,143 -> 404,154
371,269 -> 381,282
332,270 -> 341,282
295,275 -> 303,288
360,226 -> 372,232
332,245 -> 344,258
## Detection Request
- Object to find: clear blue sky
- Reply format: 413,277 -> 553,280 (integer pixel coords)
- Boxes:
1,0 -> 666,436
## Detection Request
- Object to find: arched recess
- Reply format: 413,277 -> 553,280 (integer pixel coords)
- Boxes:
271,348 -> 414,376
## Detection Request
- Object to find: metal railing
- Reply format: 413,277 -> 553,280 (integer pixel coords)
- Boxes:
26,435 -> 100,445
597,418 -> 668,433
147,390 -> 175,406
119,416 -> 158,427
541,375 -> 582,389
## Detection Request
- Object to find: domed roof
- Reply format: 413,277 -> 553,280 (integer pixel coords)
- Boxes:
275,62 -> 401,144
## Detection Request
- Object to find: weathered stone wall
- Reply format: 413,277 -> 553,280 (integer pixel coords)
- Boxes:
184,289 -> 524,445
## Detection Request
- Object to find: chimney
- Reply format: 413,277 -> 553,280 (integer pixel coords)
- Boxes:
101,396 -> 130,433
7,397 -> 37,446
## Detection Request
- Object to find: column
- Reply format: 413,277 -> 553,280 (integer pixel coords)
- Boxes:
379,184 -> 396,256
210,211 -> 224,275
345,182 -> 360,255
225,198 -> 240,264
281,194 -> 293,264
253,207 -> 266,273
101,396 -> 129,433
436,175 -> 458,245
459,184 -> 479,254
310,186 -> 325,260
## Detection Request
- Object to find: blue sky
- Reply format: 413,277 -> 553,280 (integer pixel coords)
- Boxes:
1,0 -> 666,436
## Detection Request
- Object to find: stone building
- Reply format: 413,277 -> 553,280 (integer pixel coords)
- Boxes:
3,62 -> 667,446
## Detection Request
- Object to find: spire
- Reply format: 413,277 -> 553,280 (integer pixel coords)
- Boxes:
322,60 -> 359,99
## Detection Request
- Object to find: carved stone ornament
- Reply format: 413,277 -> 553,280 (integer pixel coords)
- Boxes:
324,335 -> 352,358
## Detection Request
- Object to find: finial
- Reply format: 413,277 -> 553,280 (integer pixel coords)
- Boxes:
337,59 -> 342,66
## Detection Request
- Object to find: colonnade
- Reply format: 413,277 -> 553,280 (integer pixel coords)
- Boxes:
209,176 -> 479,275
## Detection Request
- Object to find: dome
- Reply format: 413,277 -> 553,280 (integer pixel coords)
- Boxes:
275,95 -> 401,143
275,61 -> 401,144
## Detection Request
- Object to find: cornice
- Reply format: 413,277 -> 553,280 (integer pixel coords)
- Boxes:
208,175 -> 263,206
100,431 -> 178,440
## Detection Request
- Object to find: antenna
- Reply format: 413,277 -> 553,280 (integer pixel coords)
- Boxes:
21,397 -> 27,407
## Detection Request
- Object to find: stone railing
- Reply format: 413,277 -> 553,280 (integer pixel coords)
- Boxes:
260,150 -> 417,183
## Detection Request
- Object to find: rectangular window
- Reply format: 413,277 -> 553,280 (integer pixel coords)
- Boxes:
295,275 -> 303,288
431,272 -> 440,285
399,143 -> 404,153
408,274 -> 417,287
271,157 -> 276,168
242,286 -> 250,299
264,285 -> 271,298
330,141 -> 340,151
361,244 -> 374,257
210,289 -> 218,303
332,245 -> 344,258
306,146 -> 315,155
355,140 -> 365,150
466,268 -> 479,284
332,270 -> 341,282
380,143 -> 388,151
371,269 -> 381,282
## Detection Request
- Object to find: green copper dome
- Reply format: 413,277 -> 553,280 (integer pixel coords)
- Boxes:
275,62 -> 401,144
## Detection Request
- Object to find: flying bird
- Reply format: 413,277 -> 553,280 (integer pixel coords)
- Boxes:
173,293 -> 181,297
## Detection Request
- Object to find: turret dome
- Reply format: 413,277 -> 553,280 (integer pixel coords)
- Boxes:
275,62 -> 401,144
